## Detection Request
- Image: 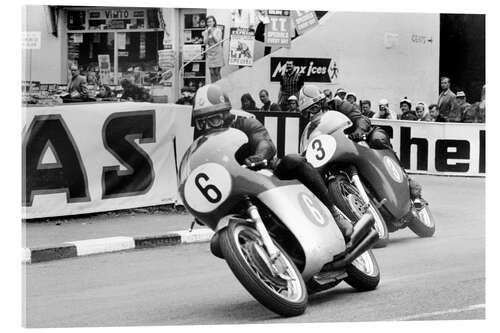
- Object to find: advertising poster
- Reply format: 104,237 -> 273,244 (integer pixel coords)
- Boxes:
292,11 -> 319,35
98,54 -> 111,84
116,32 -> 126,49
228,28 -> 254,66
264,10 -> 291,48
270,57 -> 339,83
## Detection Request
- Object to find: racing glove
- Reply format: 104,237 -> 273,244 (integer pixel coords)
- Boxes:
244,155 -> 268,169
348,128 -> 367,141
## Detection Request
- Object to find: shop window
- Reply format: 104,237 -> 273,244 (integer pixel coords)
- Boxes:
67,10 -> 86,30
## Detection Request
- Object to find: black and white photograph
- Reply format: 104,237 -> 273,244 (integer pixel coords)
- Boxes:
14,0 -> 496,330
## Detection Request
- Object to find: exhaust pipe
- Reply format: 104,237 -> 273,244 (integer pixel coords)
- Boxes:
349,213 -> 374,248
331,228 -> 379,270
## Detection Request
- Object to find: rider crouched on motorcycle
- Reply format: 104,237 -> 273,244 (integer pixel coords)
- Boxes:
298,84 -> 425,204
192,83 -> 353,240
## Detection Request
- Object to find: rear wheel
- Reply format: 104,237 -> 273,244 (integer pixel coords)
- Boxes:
219,221 -> 308,317
408,202 -> 436,237
345,250 -> 380,291
328,174 -> 389,248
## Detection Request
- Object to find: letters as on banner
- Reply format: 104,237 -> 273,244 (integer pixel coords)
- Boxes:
22,103 -> 194,219
228,28 -> 255,66
264,10 -> 291,48
292,11 -> 319,35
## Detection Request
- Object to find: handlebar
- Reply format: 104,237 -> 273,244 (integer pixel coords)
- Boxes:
241,159 -> 268,171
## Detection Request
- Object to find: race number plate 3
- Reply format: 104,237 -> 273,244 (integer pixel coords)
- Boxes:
184,163 -> 232,213
305,134 -> 337,168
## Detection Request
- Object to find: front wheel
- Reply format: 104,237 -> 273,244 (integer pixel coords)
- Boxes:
345,250 -> 380,291
328,174 -> 389,248
219,222 -> 308,317
408,202 -> 436,237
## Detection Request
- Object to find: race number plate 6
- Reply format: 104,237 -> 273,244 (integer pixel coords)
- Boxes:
184,163 -> 232,213
305,134 -> 337,168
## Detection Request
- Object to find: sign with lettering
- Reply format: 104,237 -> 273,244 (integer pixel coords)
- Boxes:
22,32 -> 41,49
292,11 -> 318,35
228,28 -> 255,66
265,10 -> 291,48
270,57 -> 339,83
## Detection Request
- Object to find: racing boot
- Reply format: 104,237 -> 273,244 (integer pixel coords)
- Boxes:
331,206 -> 354,242
408,177 -> 427,209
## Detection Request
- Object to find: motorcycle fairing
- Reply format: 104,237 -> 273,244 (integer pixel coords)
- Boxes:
301,111 -> 411,221
257,184 -> 346,281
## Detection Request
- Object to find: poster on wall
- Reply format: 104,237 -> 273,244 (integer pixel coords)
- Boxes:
292,11 -> 318,35
98,54 -> 111,84
264,10 -> 291,48
270,57 -> 339,83
228,28 -> 254,66
116,32 -> 126,49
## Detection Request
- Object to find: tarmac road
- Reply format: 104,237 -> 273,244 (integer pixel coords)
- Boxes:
23,175 -> 485,327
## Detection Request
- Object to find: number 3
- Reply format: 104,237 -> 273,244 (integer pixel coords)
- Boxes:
312,139 -> 325,160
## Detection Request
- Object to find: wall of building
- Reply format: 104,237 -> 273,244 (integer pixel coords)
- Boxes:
216,11 -> 440,111
22,5 -> 66,83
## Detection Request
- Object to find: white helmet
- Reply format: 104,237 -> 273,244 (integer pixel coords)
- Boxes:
298,85 -> 326,112
192,84 -> 232,119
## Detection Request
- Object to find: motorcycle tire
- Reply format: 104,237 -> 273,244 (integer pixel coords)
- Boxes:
345,250 -> 380,291
219,221 -> 308,317
408,203 -> 436,238
328,174 -> 389,248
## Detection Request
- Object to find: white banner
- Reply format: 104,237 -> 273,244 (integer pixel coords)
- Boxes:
371,119 -> 485,176
22,102 -> 193,219
251,112 -> 485,177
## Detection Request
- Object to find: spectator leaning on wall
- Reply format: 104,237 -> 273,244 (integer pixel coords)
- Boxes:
462,85 -> 485,123
241,93 -> 258,111
259,89 -> 281,111
399,97 -> 418,121
288,95 -> 299,112
415,102 -> 432,121
451,90 -> 471,121
437,76 -> 457,121
373,99 -> 397,120
429,103 -> 447,122
360,100 -> 375,118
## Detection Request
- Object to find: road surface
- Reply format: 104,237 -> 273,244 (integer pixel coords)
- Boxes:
23,175 -> 485,327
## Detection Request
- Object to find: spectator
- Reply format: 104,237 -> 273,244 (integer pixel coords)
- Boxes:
324,89 -> 333,102
120,79 -> 151,102
203,16 -> 224,83
277,60 -> 304,111
241,93 -> 258,111
415,102 -> 432,121
96,84 -> 115,100
176,87 -> 195,105
346,92 -> 357,105
288,95 -> 299,112
259,89 -> 281,111
462,85 -> 485,123
429,103 -> 447,122
373,99 -> 398,120
334,88 -> 347,101
67,64 -> 89,100
360,100 -> 375,118
437,76 -> 457,121
399,97 -> 418,120
451,90 -> 471,122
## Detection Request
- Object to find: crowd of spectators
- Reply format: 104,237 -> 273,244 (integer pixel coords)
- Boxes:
233,75 -> 485,124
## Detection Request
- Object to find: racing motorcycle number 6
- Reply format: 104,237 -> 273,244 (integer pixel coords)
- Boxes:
305,134 -> 337,168
184,163 -> 232,213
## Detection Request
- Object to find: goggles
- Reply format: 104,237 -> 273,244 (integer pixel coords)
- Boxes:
195,113 -> 225,131
305,104 -> 322,115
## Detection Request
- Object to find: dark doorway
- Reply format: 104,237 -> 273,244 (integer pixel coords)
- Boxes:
440,14 -> 485,103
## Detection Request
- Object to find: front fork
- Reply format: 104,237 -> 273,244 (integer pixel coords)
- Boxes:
347,166 -> 386,211
244,198 -> 279,260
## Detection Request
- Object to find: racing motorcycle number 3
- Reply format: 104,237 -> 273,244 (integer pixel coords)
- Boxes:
305,134 -> 337,168
184,163 -> 232,213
